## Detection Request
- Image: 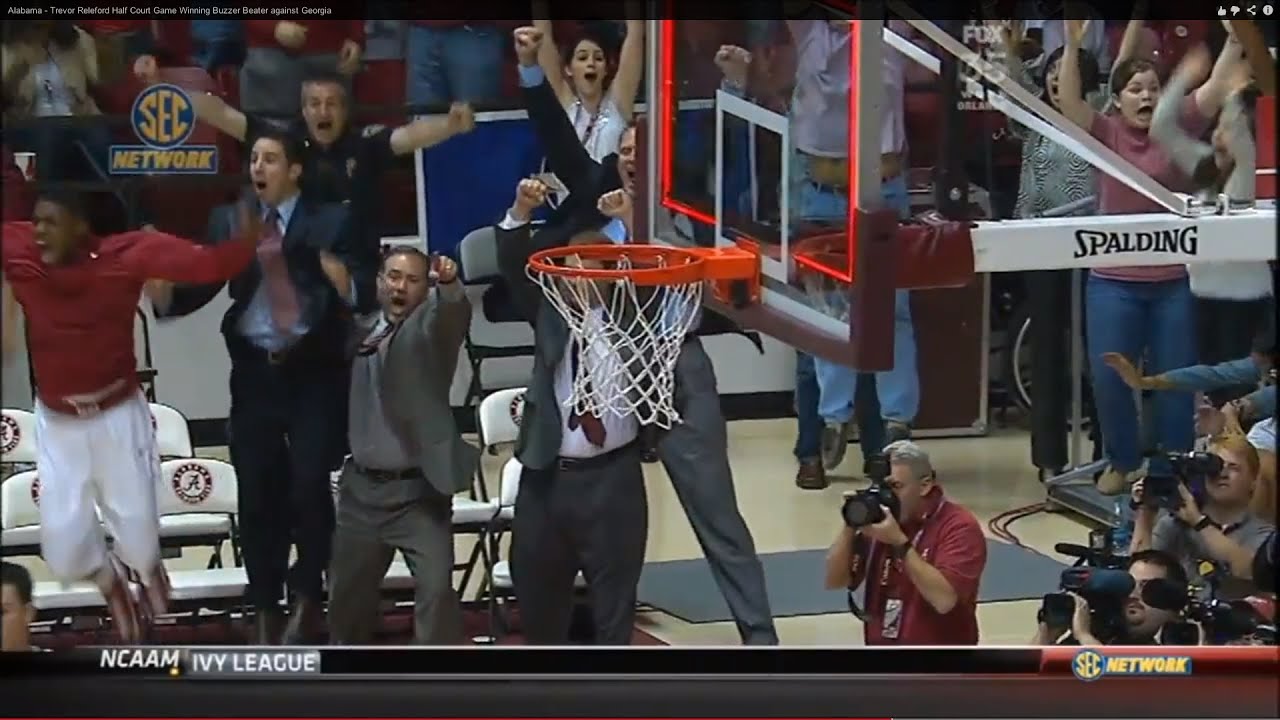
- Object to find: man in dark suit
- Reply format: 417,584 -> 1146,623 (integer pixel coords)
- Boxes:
149,129 -> 374,644
512,27 -> 779,644
328,247 -> 478,645
495,177 -> 649,645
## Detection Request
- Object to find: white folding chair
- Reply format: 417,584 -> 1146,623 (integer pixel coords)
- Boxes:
1,469 -> 42,557
157,458 -> 240,569
475,387 -> 526,498
1,408 -> 38,478
457,228 -> 537,408
149,403 -> 194,458
0,470 -> 107,617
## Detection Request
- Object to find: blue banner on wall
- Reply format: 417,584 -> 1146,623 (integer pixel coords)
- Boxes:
419,107 -> 732,257
419,118 -> 545,256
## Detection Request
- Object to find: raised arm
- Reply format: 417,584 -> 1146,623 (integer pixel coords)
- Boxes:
189,91 -> 249,142
413,257 -> 471,386
388,102 -> 474,156
608,19 -> 645,121
120,223 -> 256,286
531,9 -> 572,106
1150,59 -> 1213,178
150,205 -> 239,318
1193,22 -> 1248,118
515,28 -> 602,199
1055,19 -> 1098,129
1230,18 -> 1276,95
1113,16 -> 1148,71
495,179 -> 559,327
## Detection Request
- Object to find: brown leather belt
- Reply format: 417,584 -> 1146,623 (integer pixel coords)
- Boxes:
45,378 -> 137,418
803,151 -> 904,190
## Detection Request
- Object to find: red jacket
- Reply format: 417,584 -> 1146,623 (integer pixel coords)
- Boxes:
245,20 -> 365,54
1,223 -> 255,412
80,20 -> 149,35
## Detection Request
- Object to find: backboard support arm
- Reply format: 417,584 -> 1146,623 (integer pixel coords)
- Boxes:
887,1 -> 1193,217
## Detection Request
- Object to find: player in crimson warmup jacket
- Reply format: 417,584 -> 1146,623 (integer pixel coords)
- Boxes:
0,190 -> 259,643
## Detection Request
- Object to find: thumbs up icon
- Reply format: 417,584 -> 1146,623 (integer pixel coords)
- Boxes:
1219,5 -> 1228,13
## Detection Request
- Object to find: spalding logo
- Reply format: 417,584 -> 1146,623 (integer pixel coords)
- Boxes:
171,462 -> 214,505
509,392 -> 526,427
0,414 -> 19,455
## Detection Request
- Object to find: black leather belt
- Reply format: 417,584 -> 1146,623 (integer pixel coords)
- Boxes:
352,462 -> 424,482
556,441 -> 638,473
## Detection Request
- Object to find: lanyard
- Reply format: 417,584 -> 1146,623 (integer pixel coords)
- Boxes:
574,101 -> 604,151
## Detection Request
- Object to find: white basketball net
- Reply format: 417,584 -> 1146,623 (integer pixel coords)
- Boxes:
529,255 -> 703,429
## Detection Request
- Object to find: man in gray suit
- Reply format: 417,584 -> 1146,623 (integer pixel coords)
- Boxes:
327,246 -> 477,645
495,178 -> 649,645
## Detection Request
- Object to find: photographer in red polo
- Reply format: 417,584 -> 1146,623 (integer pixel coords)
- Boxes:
824,441 -> 987,644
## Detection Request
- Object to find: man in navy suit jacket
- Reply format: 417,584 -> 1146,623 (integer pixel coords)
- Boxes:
151,129 -> 374,645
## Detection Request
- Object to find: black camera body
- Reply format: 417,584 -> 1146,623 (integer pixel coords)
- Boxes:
1162,597 -> 1275,645
842,482 -> 901,528
1039,567 -> 1134,642
1141,451 -> 1221,511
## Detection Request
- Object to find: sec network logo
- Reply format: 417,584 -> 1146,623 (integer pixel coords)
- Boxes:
109,84 -> 217,175
1071,649 -> 1193,682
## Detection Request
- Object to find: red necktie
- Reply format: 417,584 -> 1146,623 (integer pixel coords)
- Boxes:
357,320 -> 397,356
258,208 -> 301,332
567,343 -> 607,448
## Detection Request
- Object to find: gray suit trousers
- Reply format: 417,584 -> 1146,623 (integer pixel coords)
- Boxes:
657,338 -> 778,645
328,462 -> 463,645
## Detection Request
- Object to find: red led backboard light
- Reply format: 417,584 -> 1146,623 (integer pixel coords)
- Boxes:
657,18 -> 859,285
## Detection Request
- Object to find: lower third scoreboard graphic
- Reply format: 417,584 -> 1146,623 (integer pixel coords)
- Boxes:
99,647 -> 320,677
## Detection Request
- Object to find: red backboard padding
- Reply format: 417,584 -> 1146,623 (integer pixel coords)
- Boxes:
1256,95 -> 1275,199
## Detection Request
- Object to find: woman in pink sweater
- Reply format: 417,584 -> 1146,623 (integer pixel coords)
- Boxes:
1054,19 -> 1247,496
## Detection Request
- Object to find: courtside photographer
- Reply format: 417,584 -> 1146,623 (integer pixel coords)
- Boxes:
823,441 -> 987,645
1130,437 -> 1274,602
1033,539 -> 1187,645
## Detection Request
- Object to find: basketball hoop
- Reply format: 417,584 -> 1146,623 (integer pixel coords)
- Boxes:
527,243 -> 758,428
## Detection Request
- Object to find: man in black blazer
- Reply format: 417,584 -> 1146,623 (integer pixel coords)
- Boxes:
150,129 -> 375,644
512,27 -> 778,644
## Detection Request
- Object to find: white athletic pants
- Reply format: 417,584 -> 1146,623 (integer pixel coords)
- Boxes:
35,390 -> 162,587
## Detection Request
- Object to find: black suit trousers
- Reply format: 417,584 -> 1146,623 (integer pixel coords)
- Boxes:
228,343 -> 347,609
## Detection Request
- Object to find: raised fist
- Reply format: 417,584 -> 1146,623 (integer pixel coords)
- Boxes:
275,21 -> 308,50
430,254 -> 459,284
714,45 -> 752,87
596,188 -> 633,220
133,54 -> 158,84
513,27 -> 544,66
514,178 -> 549,216
447,102 -> 475,135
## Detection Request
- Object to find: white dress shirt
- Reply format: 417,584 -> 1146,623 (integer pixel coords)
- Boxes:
497,212 -> 639,458
555,314 -> 640,459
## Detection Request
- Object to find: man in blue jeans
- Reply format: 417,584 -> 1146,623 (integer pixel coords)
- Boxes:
405,21 -> 510,108
794,171 -> 920,488
785,17 -> 921,489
